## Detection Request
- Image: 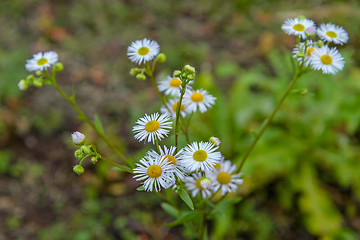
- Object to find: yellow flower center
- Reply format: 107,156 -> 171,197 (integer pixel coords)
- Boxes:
37,58 -> 48,65
164,155 -> 177,165
172,102 -> 185,112
326,31 -> 338,38
213,162 -> 221,169
191,92 -> 204,102
193,150 -> 207,162
169,78 -> 182,87
305,47 -> 315,56
320,54 -> 333,65
217,172 -> 231,184
195,177 -> 205,190
144,120 -> 160,132
147,165 -> 162,178
138,46 -> 150,56
293,24 -> 305,31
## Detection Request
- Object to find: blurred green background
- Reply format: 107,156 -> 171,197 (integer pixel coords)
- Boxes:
1,0 -> 360,239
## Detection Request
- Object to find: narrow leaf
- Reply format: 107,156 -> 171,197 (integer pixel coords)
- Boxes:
178,188 -> 194,210
136,186 -> 145,191
167,210 -> 202,227
208,197 -> 242,219
161,203 -> 180,218
94,114 -> 105,135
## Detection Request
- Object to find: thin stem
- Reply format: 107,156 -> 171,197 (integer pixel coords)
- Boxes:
146,62 -> 168,107
99,156 -> 133,173
53,84 -> 132,169
155,138 -> 161,153
236,72 -> 301,173
175,87 -> 186,153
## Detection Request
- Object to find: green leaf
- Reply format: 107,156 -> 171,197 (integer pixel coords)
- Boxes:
208,197 -> 242,219
94,114 -> 105,135
161,203 -> 180,218
167,210 -> 202,227
76,115 -> 86,121
136,186 -> 145,191
178,188 -> 194,210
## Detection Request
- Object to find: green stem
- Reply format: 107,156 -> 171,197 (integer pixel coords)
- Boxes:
175,87 -> 186,153
99,156 -> 133,173
236,72 -> 301,173
146,62 -> 167,107
53,84 -> 132,169
155,138 -> 161,153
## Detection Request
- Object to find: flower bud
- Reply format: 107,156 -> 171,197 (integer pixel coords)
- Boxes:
209,137 -> 221,147
317,40 -> 324,48
173,70 -> 182,77
73,165 -> 84,175
91,156 -> 98,164
299,88 -> 308,96
297,15 -> 306,20
74,149 -> 83,159
80,145 -> 91,155
26,75 -> 35,83
296,52 -> 305,58
130,68 -> 140,76
18,80 -> 28,91
305,27 -> 316,37
200,178 -> 212,190
156,53 -> 166,63
184,65 -> 195,74
33,79 -> 43,87
187,73 -> 195,80
36,70 -> 43,76
136,73 -> 146,81
53,62 -> 64,72
71,131 -> 85,145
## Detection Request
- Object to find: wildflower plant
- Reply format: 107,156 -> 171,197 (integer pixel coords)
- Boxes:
18,16 -> 349,239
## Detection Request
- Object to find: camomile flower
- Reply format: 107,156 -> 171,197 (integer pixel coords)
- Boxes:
207,160 -> 243,196
127,38 -> 160,65
282,18 -> 316,39
292,40 -> 318,66
185,173 -> 213,198
147,146 -> 187,180
310,45 -> 345,75
160,99 -> 188,119
133,155 -> 175,192
133,112 -> 173,144
183,89 -> 216,113
25,51 -> 58,72
317,23 -> 349,45
179,141 -> 222,172
158,76 -> 183,96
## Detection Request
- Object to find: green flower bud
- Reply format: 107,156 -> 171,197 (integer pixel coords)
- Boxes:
18,80 -> 28,91
173,70 -> 182,77
74,149 -> 83,159
27,74 -> 35,83
136,73 -> 146,81
297,15 -> 306,20
73,165 -> 84,175
317,40 -> 324,48
53,62 -> 64,72
130,68 -> 140,76
156,53 -> 166,63
33,79 -> 43,87
36,70 -> 43,76
209,137 -> 221,146
80,145 -> 91,155
184,65 -> 195,74
296,52 -> 305,58
91,156 -> 98,164
187,73 -> 195,80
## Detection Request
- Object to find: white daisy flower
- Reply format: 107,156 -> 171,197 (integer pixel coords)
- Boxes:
281,18 -> 316,39
208,160 -> 243,196
317,23 -> 349,45
292,40 -> 318,66
179,141 -> 222,172
183,89 -> 216,113
133,155 -> 175,192
185,173 -> 213,198
133,112 -> 173,144
158,75 -> 183,96
160,99 -> 189,119
25,51 -> 58,72
310,45 -> 345,75
147,145 -> 187,180
127,38 -> 160,65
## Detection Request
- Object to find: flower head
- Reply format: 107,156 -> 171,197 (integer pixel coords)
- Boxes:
71,131 -> 85,145
127,38 -> 160,65
317,23 -> 349,45
25,51 -> 58,72
179,141 -> 222,172
208,160 -> 243,196
183,89 -> 216,113
185,173 -> 213,198
160,99 -> 189,119
158,75 -> 184,96
133,155 -> 175,192
133,112 -> 173,144
282,18 -> 316,39
310,45 -> 345,75
292,40 -> 319,67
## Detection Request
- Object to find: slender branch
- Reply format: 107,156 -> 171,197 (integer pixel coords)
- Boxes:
175,87 -> 186,153
99,156 -> 133,173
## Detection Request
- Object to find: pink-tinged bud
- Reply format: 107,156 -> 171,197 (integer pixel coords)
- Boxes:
71,131 -> 85,145
305,27 -> 316,36
209,137 -> 221,147
200,178 -> 212,190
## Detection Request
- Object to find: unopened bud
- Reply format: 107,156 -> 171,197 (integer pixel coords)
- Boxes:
18,80 -> 28,91
200,178 -> 212,190
36,70 -> 43,76
305,27 -> 316,36
71,131 -> 85,145
136,73 -> 146,81
187,73 -> 195,80
130,68 -> 140,76
184,65 -> 195,74
53,62 -> 64,72
297,52 -> 305,58
299,88 -> 308,96
91,156 -> 98,164
297,15 -> 306,20
209,137 -> 221,147
74,149 -> 83,159
173,70 -> 182,77
80,145 -> 91,155
33,79 -> 43,87
73,165 -> 84,175
156,53 -> 166,63
317,40 -> 324,48
27,75 -> 35,82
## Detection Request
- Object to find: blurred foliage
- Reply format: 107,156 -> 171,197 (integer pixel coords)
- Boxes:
1,0 -> 360,239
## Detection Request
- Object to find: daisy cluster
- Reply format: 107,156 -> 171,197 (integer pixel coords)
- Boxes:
128,38 -> 243,196
282,16 -> 348,75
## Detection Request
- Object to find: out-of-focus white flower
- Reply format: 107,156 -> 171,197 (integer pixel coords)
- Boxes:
127,38 -> 160,65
